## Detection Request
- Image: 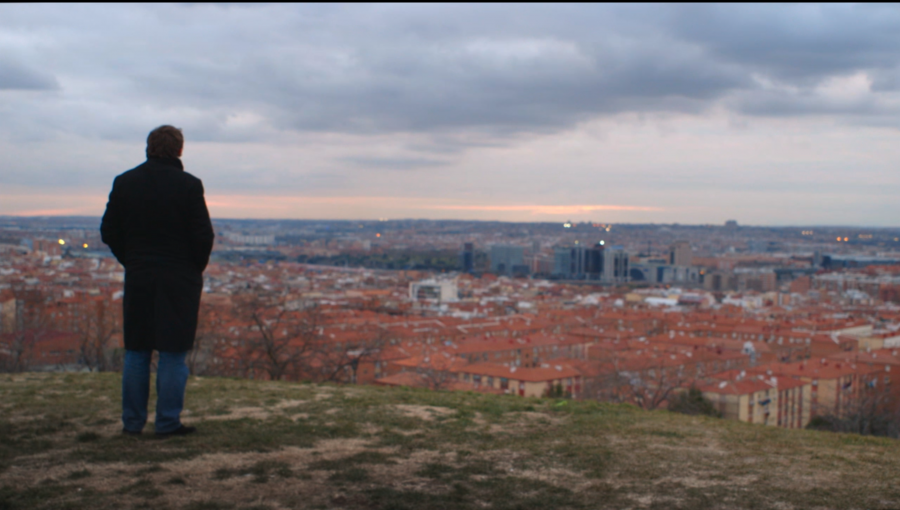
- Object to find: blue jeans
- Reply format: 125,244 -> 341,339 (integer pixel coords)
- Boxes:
122,350 -> 189,434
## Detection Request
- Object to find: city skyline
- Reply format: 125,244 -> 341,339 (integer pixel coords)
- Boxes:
3,4 -> 900,225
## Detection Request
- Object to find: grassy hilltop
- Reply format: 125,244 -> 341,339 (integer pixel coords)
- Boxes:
1,373 -> 899,510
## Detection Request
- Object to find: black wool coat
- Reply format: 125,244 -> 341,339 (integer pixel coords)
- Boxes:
100,156 -> 215,353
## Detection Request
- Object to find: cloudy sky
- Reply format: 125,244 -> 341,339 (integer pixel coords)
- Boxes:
2,4 -> 900,226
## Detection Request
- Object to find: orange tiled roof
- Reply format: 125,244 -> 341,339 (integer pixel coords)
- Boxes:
696,378 -> 773,396
458,361 -> 581,382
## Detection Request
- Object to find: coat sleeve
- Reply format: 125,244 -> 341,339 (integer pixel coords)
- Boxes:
188,178 -> 215,272
100,176 -> 127,266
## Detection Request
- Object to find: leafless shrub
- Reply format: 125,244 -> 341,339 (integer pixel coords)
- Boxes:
582,350 -> 690,410
230,288 -> 385,383
414,350 -> 459,391
808,381 -> 900,438
73,296 -> 122,372
0,288 -> 51,373
187,305 -> 227,376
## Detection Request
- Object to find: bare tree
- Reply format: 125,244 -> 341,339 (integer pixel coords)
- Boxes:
312,325 -> 387,383
74,295 -> 122,372
0,289 -> 51,373
231,289 -> 387,383
187,304 -> 226,376
625,360 -> 690,411
582,349 -> 690,410
668,386 -> 722,417
231,290 -> 318,381
808,377 -> 900,438
414,349 -> 459,391
0,329 -> 40,373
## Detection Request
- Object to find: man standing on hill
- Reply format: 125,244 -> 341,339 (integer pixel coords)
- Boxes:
101,125 -> 214,437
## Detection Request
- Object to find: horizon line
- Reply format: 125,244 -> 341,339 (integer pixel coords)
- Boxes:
1,214 -> 899,230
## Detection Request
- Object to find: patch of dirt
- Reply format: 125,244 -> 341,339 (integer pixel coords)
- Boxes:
369,449 -> 448,492
489,411 -> 562,434
196,398 -> 311,422
195,398 -> 311,421
655,475 -> 723,489
200,407 -> 271,421
4,413 -> 49,424
337,387 -> 365,397
358,422 -> 381,435
393,404 -> 456,421
273,399 -> 308,409
476,449 -> 587,487
166,441 -> 362,479
3,459 -> 133,489
509,464 -> 587,486
632,494 -> 654,507
606,433 -> 850,498
260,383 -> 290,392
0,439 -> 388,510
614,433 -> 729,461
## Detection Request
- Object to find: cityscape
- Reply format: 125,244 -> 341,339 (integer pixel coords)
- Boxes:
4,4 -> 900,508
3,215 -> 900,432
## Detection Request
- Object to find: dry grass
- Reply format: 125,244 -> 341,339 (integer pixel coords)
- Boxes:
2,372 -> 900,509
392,404 -> 457,421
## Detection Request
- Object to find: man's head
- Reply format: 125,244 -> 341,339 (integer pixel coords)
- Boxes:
146,125 -> 184,159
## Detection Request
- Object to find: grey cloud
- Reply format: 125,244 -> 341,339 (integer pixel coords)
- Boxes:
0,56 -> 57,90
406,136 -> 507,155
870,67 -> 900,92
340,156 -> 451,171
203,34 -> 741,137
2,3 -> 900,143
665,4 -> 900,83
197,165 -> 349,194
733,92 -> 883,118
0,4 -> 750,142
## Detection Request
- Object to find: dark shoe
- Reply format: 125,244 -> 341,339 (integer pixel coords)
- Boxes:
122,428 -> 143,436
155,425 -> 196,438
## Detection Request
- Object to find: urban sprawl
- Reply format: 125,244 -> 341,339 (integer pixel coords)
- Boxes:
3,217 -> 900,434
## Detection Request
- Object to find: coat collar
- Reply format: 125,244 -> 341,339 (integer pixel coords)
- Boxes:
147,156 -> 184,170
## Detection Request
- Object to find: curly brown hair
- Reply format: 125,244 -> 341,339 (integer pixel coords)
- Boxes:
146,125 -> 184,159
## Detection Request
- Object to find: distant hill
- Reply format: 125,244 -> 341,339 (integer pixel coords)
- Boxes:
1,373 -> 899,510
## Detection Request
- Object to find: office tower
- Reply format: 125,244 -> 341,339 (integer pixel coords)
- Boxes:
602,246 -> 630,283
553,247 -> 572,277
587,242 -> 605,279
490,245 -> 525,276
460,242 -> 474,273
571,245 -> 588,278
552,243 -> 606,280
669,240 -> 692,266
